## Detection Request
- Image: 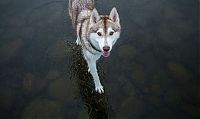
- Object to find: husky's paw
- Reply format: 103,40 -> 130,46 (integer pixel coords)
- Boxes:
88,68 -> 90,72
75,40 -> 79,45
95,84 -> 104,94
76,38 -> 80,45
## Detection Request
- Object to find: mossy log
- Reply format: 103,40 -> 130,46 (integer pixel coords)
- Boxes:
66,41 -> 109,119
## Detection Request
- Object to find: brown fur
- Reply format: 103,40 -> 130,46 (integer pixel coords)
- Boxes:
68,0 -> 94,29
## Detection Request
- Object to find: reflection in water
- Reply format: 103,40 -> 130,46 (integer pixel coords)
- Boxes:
69,42 -> 109,119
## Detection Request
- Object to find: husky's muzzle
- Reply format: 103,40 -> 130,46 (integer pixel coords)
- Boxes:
102,46 -> 110,57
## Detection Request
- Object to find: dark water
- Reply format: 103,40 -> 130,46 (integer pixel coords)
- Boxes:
0,0 -> 199,119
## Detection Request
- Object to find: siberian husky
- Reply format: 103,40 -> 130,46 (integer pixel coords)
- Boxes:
68,0 -> 121,93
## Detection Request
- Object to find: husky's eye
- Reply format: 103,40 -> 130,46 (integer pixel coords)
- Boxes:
97,32 -> 102,36
109,31 -> 114,36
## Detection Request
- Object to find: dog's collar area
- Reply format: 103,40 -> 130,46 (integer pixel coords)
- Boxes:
88,40 -> 102,53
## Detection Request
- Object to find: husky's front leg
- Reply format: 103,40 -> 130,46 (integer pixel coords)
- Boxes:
76,23 -> 81,45
76,37 -> 81,45
87,61 -> 104,93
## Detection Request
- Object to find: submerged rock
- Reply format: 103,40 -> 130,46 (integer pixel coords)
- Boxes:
77,109 -> 89,119
0,88 -> 15,111
181,103 -> 200,119
22,99 -> 63,119
47,40 -> 68,62
23,73 -> 47,95
47,78 -> 77,102
46,69 -> 61,81
0,39 -> 23,63
157,108 -> 177,119
131,64 -> 146,86
117,96 -> 144,118
117,44 -> 137,60
164,86 -> 181,107
167,62 -> 192,82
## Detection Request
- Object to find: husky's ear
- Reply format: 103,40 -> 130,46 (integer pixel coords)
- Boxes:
90,8 -> 100,24
109,7 -> 120,24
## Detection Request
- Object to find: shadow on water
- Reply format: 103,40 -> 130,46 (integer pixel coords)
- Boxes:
67,41 -> 109,119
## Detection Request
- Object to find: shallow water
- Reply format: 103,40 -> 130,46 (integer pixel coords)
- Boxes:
0,0 -> 199,119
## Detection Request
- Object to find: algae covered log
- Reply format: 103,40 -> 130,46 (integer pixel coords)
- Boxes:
66,41 -> 109,119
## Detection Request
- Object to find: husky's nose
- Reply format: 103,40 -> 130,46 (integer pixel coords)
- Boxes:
103,46 -> 110,52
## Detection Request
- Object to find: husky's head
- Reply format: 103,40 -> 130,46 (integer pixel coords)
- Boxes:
88,8 -> 121,57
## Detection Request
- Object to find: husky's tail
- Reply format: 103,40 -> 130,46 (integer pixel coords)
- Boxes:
68,0 -> 73,18
68,0 -> 94,29
68,0 -> 76,29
